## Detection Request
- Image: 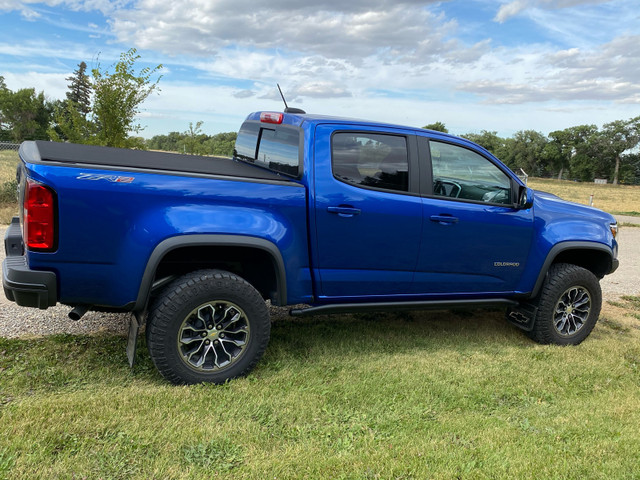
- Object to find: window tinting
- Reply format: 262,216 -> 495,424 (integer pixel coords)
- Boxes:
256,128 -> 300,177
233,122 -> 260,162
332,133 -> 409,192
430,141 -> 511,205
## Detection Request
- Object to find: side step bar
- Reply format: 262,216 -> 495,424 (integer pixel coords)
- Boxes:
290,299 -> 518,317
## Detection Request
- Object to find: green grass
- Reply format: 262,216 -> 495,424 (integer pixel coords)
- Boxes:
0,150 -> 19,224
1,301 -> 640,479
0,150 -> 19,179
1,151 -> 639,476
528,177 -> 640,214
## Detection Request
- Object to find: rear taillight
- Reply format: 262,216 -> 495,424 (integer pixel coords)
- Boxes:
23,179 -> 56,251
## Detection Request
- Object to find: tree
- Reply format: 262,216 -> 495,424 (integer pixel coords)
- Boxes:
545,129 -> 571,180
544,125 -> 597,180
500,130 -> 549,176
182,121 -> 206,155
422,121 -> 448,133
146,129 -> 238,157
65,61 -> 92,118
620,152 -> 640,185
49,62 -> 94,143
147,131 -> 183,152
205,132 -> 237,157
48,99 -> 96,144
598,117 -> 640,185
0,79 -> 53,142
461,130 -> 506,158
0,76 -> 8,141
91,48 -> 162,148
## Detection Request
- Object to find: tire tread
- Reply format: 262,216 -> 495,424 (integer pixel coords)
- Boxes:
146,269 -> 270,384
529,263 -> 601,345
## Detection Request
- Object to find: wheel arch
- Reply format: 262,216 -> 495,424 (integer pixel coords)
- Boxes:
530,241 -> 614,298
134,235 -> 287,312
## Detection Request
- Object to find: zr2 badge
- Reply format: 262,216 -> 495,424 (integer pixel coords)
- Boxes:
77,173 -> 135,183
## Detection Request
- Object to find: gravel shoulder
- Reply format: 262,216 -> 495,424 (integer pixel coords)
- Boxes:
1,222 -> 639,339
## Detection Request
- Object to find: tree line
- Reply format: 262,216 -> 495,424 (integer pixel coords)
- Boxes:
1,49 -> 161,149
1,51 -> 639,183
146,121 -> 237,157
425,118 -> 640,185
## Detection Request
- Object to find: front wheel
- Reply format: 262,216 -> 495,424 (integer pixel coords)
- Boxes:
146,270 -> 271,384
529,263 -> 602,345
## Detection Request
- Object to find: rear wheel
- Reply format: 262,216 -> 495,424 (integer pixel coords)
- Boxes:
146,270 -> 270,384
529,263 -> 602,345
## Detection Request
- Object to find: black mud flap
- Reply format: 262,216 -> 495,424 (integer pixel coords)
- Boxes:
506,303 -> 538,332
126,312 -> 143,368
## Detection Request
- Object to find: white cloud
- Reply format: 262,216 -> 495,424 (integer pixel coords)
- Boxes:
0,0 -> 128,15
458,34 -> 640,104
107,0 -> 458,64
1,71 -> 68,99
2,0 -> 638,138
494,0 -> 612,22
232,89 -> 255,99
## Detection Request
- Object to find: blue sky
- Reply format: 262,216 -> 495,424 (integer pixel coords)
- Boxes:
1,0 -> 638,138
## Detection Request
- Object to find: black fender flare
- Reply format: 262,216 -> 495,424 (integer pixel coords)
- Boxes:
529,241 -> 615,299
133,234 -> 287,312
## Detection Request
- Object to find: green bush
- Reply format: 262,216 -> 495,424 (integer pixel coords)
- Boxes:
0,180 -> 17,204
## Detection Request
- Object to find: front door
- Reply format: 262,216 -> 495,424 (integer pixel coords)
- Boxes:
413,139 -> 534,295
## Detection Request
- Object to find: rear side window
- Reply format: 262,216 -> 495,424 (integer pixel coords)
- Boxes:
256,128 -> 300,177
332,133 -> 408,192
233,122 -> 301,177
234,122 -> 260,162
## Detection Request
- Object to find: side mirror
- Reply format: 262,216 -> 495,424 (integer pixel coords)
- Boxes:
518,186 -> 534,209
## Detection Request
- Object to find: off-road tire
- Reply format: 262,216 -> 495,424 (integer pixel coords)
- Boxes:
146,269 -> 270,384
529,263 -> 602,345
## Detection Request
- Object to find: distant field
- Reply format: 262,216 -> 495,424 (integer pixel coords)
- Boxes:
0,150 -> 18,181
528,177 -> 640,216
0,150 -> 19,224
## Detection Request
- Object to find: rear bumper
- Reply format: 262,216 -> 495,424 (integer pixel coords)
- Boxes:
2,217 -> 57,309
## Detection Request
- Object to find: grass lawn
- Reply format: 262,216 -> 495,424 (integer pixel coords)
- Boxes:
1,297 -> 640,479
527,178 -> 640,216
0,150 -> 19,224
1,149 -> 640,478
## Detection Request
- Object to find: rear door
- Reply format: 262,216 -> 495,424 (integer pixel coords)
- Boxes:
312,124 -> 422,299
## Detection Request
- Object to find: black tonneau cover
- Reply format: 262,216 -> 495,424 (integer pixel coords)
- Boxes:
29,141 -> 289,182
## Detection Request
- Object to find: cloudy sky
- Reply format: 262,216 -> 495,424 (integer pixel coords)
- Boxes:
0,0 -> 638,138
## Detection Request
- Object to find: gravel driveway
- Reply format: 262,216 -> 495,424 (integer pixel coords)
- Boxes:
1,220 -> 639,339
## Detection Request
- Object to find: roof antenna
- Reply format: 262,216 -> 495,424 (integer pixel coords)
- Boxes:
277,84 -> 306,114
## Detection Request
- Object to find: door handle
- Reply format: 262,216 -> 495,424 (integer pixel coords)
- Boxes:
327,206 -> 361,217
430,214 -> 459,225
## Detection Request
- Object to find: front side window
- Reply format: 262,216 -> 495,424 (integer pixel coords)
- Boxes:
430,141 -> 512,205
332,133 -> 409,192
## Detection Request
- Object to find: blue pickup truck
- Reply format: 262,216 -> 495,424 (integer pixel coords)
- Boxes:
3,110 -> 619,384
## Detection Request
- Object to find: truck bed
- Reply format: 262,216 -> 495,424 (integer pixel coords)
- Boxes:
22,141 -> 289,182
